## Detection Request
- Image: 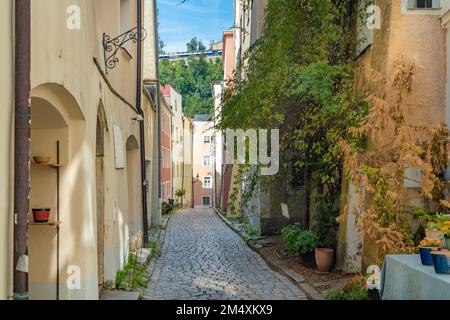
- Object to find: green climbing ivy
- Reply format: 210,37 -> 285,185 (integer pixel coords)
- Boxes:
217,0 -> 366,230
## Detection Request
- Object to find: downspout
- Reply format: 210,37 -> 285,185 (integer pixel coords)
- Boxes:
14,0 -> 30,300
191,125 -> 195,208
181,116 -> 185,207
153,0 -> 163,221
137,0 -> 149,246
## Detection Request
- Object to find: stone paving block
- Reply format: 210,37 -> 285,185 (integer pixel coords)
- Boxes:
143,208 -> 307,301
101,290 -> 140,300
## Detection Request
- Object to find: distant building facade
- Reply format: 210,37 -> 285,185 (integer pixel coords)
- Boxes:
161,86 -> 174,203
193,116 -> 215,208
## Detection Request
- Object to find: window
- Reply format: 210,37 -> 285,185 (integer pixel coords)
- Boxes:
202,196 -> 211,207
204,135 -> 211,144
204,155 -> 211,167
407,0 -> 440,9
203,177 -> 212,189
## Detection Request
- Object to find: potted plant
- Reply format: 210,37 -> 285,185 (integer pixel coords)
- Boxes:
431,251 -> 450,275
297,230 -> 318,267
32,208 -> 51,223
419,237 -> 441,266
425,215 -> 447,247
312,196 -> 339,272
175,189 -> 186,207
281,224 -> 318,267
315,248 -> 334,273
441,220 -> 450,249
281,223 -> 302,254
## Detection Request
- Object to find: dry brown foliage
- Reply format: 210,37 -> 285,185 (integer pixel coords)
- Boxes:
340,59 -> 449,255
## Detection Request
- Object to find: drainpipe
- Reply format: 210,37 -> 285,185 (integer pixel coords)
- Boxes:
14,0 -> 31,300
181,116 -> 185,207
136,0 -> 149,247
153,0 -> 163,223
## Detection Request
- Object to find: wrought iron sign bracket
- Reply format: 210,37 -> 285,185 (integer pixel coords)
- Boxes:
103,27 -> 147,74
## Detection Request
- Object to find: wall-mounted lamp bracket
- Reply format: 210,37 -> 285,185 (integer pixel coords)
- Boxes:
103,27 -> 147,74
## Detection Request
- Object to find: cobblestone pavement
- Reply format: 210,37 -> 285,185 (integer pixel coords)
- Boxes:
143,209 -> 307,300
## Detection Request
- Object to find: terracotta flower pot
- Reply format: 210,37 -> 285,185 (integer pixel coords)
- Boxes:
32,208 -> 51,223
315,248 -> 334,272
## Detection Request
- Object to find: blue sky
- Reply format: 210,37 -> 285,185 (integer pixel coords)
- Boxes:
157,0 -> 234,53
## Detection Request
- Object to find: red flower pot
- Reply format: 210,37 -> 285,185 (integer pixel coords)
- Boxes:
32,208 -> 51,223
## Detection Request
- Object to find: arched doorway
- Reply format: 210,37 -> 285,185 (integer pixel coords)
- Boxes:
29,96 -> 68,300
96,103 -> 108,291
29,83 -> 86,300
126,136 -> 141,244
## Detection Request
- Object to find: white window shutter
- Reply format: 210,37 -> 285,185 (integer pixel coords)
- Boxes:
113,125 -> 125,169
432,0 -> 440,8
407,0 -> 416,9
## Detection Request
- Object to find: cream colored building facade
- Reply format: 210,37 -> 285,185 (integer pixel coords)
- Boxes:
182,116 -> 194,208
144,0 -> 161,228
1,0 -> 158,300
168,86 -> 184,204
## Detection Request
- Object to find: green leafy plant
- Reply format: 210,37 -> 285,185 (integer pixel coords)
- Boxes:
159,50 -> 223,117
312,194 -> 339,249
281,224 -> 318,254
175,188 -> 186,206
233,215 -> 259,238
281,224 -> 303,254
242,223 -> 258,238
162,202 -> 174,215
326,276 -> 369,300
115,253 -> 149,290
297,230 -> 319,254
148,240 -> 161,256
215,0 -> 366,222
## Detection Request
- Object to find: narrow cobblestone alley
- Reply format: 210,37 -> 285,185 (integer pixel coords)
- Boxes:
143,209 -> 307,300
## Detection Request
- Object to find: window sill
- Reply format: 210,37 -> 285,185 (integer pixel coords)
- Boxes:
407,8 -> 441,10
403,6 -> 444,15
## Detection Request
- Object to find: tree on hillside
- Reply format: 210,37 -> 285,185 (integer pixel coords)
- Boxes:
160,54 -> 222,117
186,37 -> 206,52
159,38 -> 166,54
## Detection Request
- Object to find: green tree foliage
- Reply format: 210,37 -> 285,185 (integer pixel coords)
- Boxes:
217,0 -> 367,239
186,36 -> 206,52
160,54 -> 223,117
159,38 -> 166,54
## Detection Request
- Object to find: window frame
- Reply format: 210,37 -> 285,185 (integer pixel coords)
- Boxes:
201,196 -> 211,207
203,176 -> 212,189
203,155 -> 211,167
407,0 -> 441,9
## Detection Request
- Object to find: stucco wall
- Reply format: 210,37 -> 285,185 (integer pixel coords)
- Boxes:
161,96 -> 172,202
0,0 -> 14,300
28,0 -> 149,299
182,117 -> 194,208
169,87 -> 184,200
193,121 -> 214,207
338,0 -> 447,273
